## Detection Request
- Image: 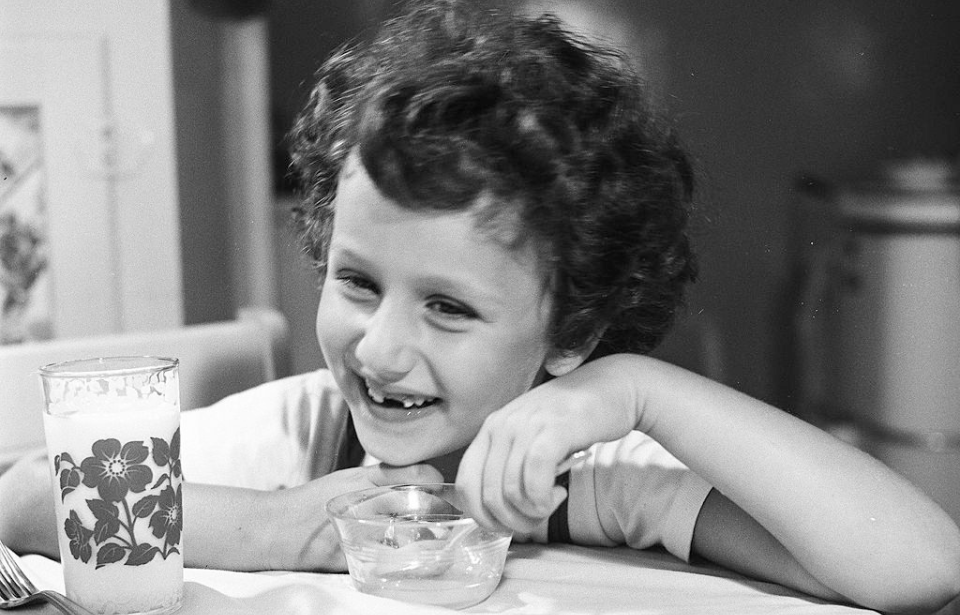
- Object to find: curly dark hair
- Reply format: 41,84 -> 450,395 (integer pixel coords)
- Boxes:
289,0 -> 697,359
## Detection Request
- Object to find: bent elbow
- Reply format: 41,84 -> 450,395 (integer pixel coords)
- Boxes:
883,580 -> 960,615
862,547 -> 960,614
916,526 -> 960,613
914,558 -> 960,614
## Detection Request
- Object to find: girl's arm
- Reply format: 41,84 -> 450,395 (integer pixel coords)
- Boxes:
633,355 -> 960,612
457,353 -> 960,613
183,462 -> 442,571
0,451 -> 59,558
0,450 -> 441,571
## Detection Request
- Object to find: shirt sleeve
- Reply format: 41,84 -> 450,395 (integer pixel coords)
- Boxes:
565,431 -> 713,562
179,370 -> 350,490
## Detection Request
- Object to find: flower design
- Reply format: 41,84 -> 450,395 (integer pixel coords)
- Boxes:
151,428 -> 181,479
149,484 -> 183,546
80,438 -> 153,502
64,510 -> 92,563
56,434 -> 181,567
170,428 -> 181,479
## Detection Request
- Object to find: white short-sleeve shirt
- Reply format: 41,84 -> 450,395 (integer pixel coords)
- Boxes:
180,370 -> 712,562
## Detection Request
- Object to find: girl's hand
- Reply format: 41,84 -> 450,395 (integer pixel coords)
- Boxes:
188,462 -> 443,572
269,462 -> 443,571
455,355 -> 641,534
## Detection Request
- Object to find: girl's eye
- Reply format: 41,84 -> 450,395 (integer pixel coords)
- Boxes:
427,298 -> 477,320
335,272 -> 379,297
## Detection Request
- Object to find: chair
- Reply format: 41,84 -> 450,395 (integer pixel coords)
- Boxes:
0,307 -> 290,472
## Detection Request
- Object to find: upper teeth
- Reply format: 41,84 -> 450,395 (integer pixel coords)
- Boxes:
366,381 -> 436,408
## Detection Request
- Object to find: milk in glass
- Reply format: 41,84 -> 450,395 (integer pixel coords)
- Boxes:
40,357 -> 183,615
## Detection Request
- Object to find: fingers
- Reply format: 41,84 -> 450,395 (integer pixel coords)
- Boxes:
456,415 -> 568,535
458,427 -> 534,533
520,446 -> 560,516
504,433 -> 558,519
456,428 -> 497,528
480,426 -> 529,529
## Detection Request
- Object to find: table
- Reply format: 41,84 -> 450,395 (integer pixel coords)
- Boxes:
17,544 -> 878,614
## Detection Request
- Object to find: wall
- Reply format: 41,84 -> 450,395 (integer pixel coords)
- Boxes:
267,0 -> 960,403
1,2 -> 279,338
0,0 -> 186,337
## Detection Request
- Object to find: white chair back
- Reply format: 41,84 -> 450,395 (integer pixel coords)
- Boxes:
0,307 -> 289,471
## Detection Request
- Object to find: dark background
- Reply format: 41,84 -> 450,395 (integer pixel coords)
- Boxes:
260,0 -> 960,410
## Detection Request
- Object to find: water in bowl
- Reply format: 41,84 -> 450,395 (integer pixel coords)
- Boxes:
341,514 -> 510,609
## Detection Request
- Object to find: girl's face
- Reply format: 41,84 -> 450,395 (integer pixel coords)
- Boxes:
316,157 -> 555,466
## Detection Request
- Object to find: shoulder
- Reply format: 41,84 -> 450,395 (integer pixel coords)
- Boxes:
179,369 -> 352,488
567,431 -> 712,561
191,369 -> 342,412
180,369 -> 348,453
581,430 -> 712,499
588,431 -> 690,471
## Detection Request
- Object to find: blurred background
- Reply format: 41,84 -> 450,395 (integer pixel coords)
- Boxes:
4,0 -> 958,400
2,0 -> 960,559
267,0 -> 960,412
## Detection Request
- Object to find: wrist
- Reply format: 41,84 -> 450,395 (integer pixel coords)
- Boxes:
258,481 -> 346,572
254,488 -> 288,570
183,482 -> 283,571
588,353 -> 649,431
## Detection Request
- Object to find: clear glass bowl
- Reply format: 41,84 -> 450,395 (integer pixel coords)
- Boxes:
326,483 -> 512,609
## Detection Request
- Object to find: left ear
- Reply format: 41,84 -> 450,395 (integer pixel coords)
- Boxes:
544,337 -> 601,377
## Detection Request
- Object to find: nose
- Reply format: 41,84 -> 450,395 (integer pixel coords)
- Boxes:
353,300 -> 419,382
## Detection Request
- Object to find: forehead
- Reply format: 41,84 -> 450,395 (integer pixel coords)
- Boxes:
335,155 -> 551,273
331,158 -> 555,303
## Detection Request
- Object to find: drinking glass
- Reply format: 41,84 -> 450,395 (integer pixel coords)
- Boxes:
39,356 -> 183,615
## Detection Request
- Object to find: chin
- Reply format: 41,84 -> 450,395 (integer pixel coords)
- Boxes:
356,428 -> 466,473
374,449 -> 428,467
354,430 -> 429,466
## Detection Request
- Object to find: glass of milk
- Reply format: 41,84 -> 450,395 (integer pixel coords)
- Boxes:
39,356 -> 183,615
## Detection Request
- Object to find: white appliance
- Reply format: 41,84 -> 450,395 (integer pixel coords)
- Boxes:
794,159 -> 960,524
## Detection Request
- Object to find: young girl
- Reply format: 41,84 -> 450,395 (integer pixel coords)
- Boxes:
2,1 -> 959,612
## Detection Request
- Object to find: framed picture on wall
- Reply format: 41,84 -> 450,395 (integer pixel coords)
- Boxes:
0,104 -> 50,344
0,33 -> 125,342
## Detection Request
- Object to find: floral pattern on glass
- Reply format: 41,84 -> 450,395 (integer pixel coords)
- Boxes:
53,428 -> 182,569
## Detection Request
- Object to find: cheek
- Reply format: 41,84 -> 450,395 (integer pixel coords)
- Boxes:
315,290 -> 345,360
448,340 -> 546,411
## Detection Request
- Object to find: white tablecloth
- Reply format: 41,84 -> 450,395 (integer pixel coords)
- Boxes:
18,544 -> 879,615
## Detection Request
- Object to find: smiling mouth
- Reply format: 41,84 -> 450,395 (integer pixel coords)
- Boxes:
362,378 -> 440,411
